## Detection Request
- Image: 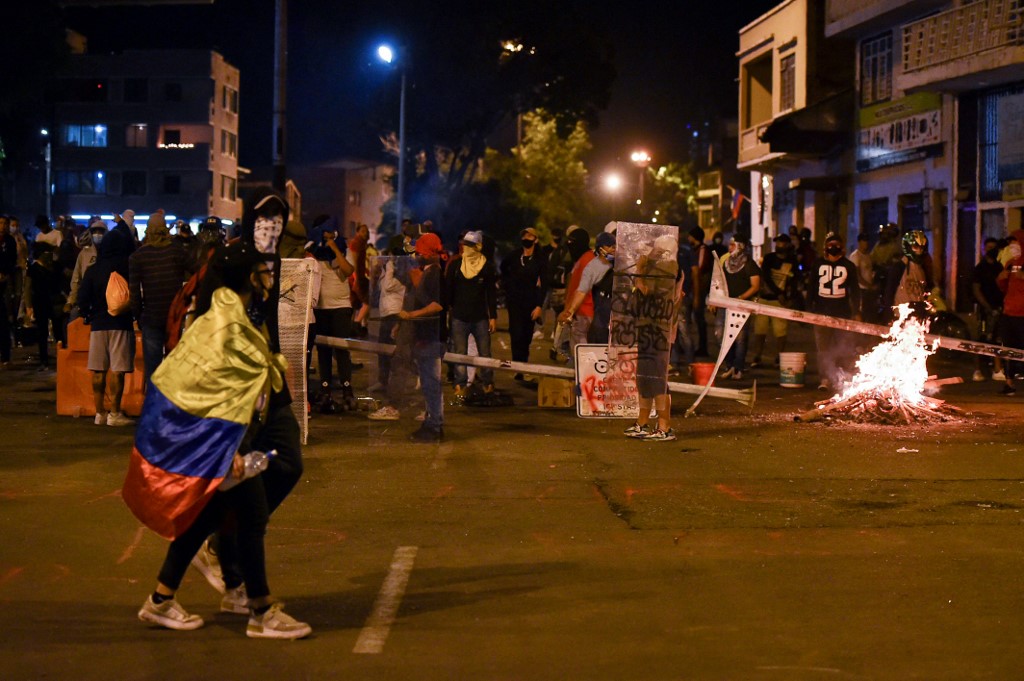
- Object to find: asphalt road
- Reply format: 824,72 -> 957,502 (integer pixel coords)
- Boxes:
3,322 -> 1024,681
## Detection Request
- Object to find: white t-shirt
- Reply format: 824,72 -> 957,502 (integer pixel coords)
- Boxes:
315,259 -> 351,309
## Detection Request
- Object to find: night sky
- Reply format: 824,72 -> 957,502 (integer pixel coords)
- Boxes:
61,0 -> 781,176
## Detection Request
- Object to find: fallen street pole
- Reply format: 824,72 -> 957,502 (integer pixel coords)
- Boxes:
316,336 -> 756,407
706,294 -> 1024,361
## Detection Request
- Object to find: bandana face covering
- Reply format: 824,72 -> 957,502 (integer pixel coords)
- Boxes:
254,215 -> 284,255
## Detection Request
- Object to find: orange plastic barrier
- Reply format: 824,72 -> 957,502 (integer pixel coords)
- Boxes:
56,318 -> 145,417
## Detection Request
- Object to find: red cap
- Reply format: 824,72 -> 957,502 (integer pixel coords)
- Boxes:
415,232 -> 445,257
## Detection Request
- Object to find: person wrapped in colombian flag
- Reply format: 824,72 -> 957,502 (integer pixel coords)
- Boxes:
123,240 -> 312,639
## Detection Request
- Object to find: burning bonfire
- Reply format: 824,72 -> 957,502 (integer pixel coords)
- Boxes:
796,305 -> 965,425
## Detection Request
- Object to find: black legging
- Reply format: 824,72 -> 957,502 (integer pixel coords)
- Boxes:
157,475 -> 271,600
314,307 -> 353,388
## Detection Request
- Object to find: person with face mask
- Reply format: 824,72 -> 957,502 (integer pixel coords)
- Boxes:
401,232 -> 447,442
445,230 -> 498,400
499,227 -> 548,380
996,229 -> 1024,395
711,235 -> 761,380
749,233 -> 798,369
882,230 -> 933,320
65,218 -> 108,321
307,219 -> 356,413
972,237 -> 1005,382
686,226 -> 712,357
807,232 -> 861,391
559,231 -> 616,347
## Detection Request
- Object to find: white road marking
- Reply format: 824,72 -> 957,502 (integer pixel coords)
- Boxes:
353,546 -> 418,654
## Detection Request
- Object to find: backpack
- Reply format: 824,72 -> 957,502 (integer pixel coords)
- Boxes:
547,246 -> 572,289
106,271 -> 131,316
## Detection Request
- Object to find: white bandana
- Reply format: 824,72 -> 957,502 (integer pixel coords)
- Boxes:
254,215 -> 284,256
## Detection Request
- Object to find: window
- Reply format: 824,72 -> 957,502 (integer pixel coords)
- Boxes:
164,82 -> 183,102
163,174 -> 181,195
125,124 -> 148,148
779,54 -> 796,112
55,170 -> 107,195
860,197 -> 889,233
124,78 -> 148,103
899,193 -> 924,232
60,124 -> 108,148
222,85 -> 239,113
122,171 -> 147,196
163,129 -> 181,145
220,130 -> 237,156
221,174 -> 237,201
861,32 -> 893,107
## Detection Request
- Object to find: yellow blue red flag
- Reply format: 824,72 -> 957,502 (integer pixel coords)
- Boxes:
122,288 -> 285,539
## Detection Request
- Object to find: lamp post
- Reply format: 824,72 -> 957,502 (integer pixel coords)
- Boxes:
630,150 -> 651,218
377,44 -> 406,231
41,128 -> 51,220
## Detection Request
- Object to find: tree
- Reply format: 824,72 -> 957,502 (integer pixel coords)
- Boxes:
643,162 -> 699,228
368,0 -> 614,239
484,109 -> 591,242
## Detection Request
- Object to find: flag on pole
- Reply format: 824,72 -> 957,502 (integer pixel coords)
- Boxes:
122,288 -> 285,539
730,186 -> 748,222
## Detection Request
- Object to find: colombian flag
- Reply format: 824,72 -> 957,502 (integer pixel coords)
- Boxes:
122,288 -> 285,539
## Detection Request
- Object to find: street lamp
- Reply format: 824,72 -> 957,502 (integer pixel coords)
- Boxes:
40,128 -> 51,221
630,150 -> 651,217
377,44 -> 406,232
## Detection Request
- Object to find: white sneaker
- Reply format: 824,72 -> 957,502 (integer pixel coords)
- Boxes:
220,585 -> 249,614
993,370 -> 1006,381
415,411 -> 426,422
191,538 -> 225,594
106,411 -> 135,427
972,370 -> 986,382
94,412 -> 107,426
138,595 -> 204,631
368,405 -> 400,420
247,603 -> 312,640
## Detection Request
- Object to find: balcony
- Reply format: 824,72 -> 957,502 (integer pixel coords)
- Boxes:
900,0 -> 1024,92
698,170 -> 721,197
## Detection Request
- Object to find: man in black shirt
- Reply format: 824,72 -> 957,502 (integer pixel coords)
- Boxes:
972,237 -> 1004,381
445,230 -> 498,398
807,232 -> 861,391
499,228 -> 548,378
403,232 -> 447,442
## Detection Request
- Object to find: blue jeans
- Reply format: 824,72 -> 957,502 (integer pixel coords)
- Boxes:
141,324 -> 167,385
450,318 -> 493,388
413,340 -> 444,431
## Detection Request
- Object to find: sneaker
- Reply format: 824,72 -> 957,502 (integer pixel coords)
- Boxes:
749,357 -> 762,368
623,422 -> 651,438
513,373 -> 525,382
731,371 -> 743,381
220,585 -> 249,614
409,425 -> 443,443
106,411 -> 135,427
993,370 -> 1006,381
415,411 -> 426,422
972,370 -> 986,382
191,538 -> 225,594
1001,384 -> 1017,396
138,595 -> 204,631
644,428 -> 677,442
368,405 -> 400,420
246,602 -> 312,640
817,381 -> 831,391
94,412 -> 107,426
720,367 -> 735,379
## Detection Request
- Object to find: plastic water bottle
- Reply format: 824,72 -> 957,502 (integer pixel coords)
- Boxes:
220,449 -> 278,490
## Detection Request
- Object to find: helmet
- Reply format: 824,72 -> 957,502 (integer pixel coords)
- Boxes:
902,230 -> 927,259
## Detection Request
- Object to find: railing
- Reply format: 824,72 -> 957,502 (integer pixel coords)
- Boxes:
903,0 -> 1024,73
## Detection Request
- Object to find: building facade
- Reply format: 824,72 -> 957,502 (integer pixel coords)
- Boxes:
50,48 -> 243,232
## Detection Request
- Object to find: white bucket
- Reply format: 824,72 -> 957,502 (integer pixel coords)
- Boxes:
778,352 -> 806,388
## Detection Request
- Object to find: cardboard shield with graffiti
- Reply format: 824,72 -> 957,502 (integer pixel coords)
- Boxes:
574,343 -> 639,417
606,222 -> 680,412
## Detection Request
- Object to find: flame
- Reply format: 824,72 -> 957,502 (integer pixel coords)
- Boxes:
832,304 -> 936,405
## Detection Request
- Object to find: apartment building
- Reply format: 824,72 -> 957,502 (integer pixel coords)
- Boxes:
50,48 -> 243,232
737,0 -> 855,257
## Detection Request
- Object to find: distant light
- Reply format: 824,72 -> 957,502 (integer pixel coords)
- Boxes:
95,125 -> 106,134
604,173 -> 623,192
692,131 -> 699,138
96,172 -> 104,179
630,150 -> 651,167
636,199 -> 642,205
377,45 -> 394,64
40,128 -> 49,136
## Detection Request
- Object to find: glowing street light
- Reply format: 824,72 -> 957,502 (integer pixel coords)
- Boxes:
377,43 -> 406,230
604,172 -> 623,193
